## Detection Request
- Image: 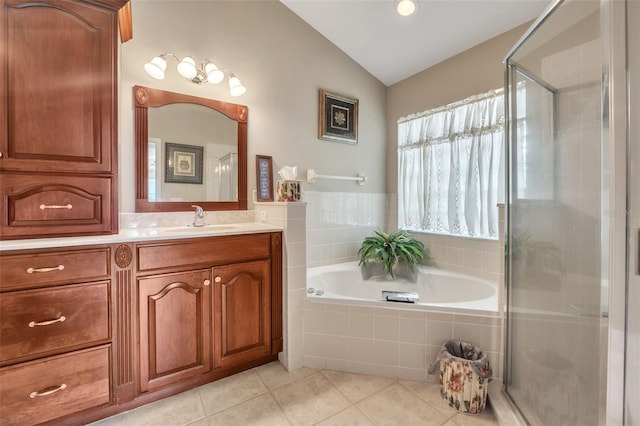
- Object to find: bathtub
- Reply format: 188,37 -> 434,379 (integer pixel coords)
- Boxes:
306,261 -> 498,315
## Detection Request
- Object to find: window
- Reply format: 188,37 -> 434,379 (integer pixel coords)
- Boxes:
397,88 -> 505,239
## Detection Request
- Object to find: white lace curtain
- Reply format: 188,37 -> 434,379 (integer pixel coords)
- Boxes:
397,88 -> 505,239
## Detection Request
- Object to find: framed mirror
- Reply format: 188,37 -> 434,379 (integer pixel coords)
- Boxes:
134,85 -> 247,212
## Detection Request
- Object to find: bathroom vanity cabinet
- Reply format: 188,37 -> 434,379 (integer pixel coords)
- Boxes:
0,231 -> 283,425
0,0 -> 126,239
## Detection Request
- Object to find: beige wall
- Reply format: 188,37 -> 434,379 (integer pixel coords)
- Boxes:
385,22 -> 531,198
119,0 -> 387,212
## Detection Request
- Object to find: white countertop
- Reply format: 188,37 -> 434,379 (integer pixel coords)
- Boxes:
0,222 -> 283,251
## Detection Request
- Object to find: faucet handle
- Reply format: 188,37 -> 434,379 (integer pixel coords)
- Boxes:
191,205 -> 207,227
191,205 -> 205,218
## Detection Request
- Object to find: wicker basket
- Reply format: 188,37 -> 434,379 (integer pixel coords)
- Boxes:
431,340 -> 491,415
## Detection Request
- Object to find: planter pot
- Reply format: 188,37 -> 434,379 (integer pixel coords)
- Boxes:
360,261 -> 418,282
360,262 -> 387,280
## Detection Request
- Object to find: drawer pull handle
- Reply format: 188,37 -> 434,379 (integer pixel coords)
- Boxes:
203,279 -> 211,286
27,265 -> 64,274
28,316 -> 66,328
29,383 -> 67,399
214,276 -> 222,283
39,204 -> 73,210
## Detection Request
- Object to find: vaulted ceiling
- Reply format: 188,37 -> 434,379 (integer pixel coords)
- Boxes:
280,0 -> 550,86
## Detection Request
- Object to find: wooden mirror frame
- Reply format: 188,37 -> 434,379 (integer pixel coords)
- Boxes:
134,85 -> 248,212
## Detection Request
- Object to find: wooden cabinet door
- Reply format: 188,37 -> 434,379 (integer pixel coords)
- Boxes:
0,0 -> 117,174
138,270 -> 212,393
213,260 -> 271,368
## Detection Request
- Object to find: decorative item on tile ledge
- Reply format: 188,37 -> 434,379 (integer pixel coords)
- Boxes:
276,166 -> 302,202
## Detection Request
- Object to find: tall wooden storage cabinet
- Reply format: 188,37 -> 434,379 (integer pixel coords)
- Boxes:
0,0 -> 125,239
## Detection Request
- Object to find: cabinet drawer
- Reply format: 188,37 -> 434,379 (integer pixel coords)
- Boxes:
0,173 -> 116,239
0,346 -> 110,426
137,233 -> 271,273
0,281 -> 110,364
0,247 -> 110,291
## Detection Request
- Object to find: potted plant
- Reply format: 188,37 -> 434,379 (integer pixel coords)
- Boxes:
358,229 -> 428,280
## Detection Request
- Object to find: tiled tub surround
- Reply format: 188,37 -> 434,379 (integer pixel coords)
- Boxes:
409,205 -> 506,308
302,192 -> 505,384
303,301 -> 503,383
304,191 -> 392,267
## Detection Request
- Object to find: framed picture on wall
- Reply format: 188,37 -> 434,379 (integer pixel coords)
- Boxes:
165,142 -> 203,184
318,89 -> 358,144
256,155 -> 274,202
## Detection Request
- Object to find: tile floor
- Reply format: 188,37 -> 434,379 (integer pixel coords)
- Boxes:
91,361 -> 498,426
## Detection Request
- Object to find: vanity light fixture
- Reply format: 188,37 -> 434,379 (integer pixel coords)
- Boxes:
144,53 -> 245,96
395,0 -> 417,16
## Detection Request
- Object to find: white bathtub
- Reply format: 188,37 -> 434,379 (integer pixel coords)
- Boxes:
307,261 -> 498,315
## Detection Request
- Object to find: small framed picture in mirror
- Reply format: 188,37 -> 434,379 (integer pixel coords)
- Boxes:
256,155 -> 274,202
165,142 -> 203,184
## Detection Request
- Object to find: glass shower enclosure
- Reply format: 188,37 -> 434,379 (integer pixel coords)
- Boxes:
504,0 -> 636,423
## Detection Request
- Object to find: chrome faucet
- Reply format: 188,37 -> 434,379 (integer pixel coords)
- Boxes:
191,205 -> 207,227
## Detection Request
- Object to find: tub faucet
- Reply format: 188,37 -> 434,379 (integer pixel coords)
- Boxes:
191,205 -> 207,227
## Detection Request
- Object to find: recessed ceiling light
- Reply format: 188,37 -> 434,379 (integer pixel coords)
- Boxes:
395,0 -> 417,16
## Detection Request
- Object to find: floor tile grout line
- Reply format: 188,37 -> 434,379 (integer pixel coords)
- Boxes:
197,382 -> 293,426
319,369 -> 400,405
254,365 -> 320,392
396,380 -> 459,422
267,371 -> 329,426
194,384 -> 209,424
353,403 -> 379,426
264,390 -> 295,426
265,385 -> 296,426
195,371 -> 270,418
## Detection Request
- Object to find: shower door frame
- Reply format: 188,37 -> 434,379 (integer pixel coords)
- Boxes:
623,0 -> 639,422
502,0 -> 630,423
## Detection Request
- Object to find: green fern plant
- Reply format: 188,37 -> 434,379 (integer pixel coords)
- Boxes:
358,229 -> 428,278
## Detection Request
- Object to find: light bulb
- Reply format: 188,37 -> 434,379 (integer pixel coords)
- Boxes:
205,63 -> 225,84
396,0 -> 416,16
228,75 -> 246,97
144,56 -> 167,79
177,57 -> 197,79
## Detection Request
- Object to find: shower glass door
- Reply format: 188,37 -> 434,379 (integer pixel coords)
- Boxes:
505,0 -> 608,424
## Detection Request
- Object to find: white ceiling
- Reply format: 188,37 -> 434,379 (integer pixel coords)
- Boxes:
280,0 -> 550,86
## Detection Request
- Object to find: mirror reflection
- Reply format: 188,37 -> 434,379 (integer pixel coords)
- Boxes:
147,103 -> 238,202
134,85 -> 248,213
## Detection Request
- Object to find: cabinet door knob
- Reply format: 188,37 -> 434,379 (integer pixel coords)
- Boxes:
203,279 -> 211,286
215,276 -> 222,283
